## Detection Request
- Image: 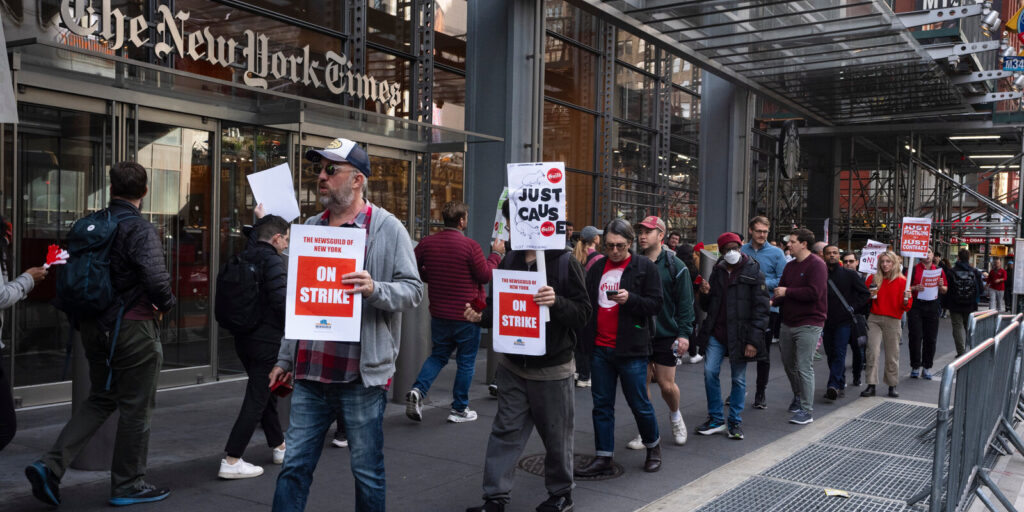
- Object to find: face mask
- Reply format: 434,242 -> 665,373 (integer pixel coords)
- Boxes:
724,250 -> 741,265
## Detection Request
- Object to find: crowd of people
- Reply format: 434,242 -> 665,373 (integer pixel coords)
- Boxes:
1,137 -> 1014,511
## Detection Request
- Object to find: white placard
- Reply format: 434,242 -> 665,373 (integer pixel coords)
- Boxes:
491,269 -> 547,356
859,239 -> 888,275
1015,239 -> 1024,295
285,224 -> 366,341
246,164 -> 301,222
918,269 -> 942,301
507,162 -> 568,251
491,188 -> 510,242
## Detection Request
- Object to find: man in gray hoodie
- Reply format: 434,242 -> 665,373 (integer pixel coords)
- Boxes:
269,138 -> 423,512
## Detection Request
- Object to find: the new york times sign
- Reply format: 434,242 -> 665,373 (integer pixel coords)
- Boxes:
58,0 -> 403,110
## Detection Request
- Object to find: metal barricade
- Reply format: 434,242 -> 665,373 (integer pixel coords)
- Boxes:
968,310 -> 1002,350
910,314 -> 1024,512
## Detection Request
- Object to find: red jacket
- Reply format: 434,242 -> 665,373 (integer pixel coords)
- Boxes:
866,274 -> 912,319
414,229 -> 501,321
987,268 -> 1007,292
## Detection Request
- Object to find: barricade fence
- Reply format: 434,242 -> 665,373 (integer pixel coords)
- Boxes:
909,313 -> 1024,512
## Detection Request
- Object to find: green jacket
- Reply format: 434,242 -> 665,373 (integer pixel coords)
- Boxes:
652,248 -> 695,340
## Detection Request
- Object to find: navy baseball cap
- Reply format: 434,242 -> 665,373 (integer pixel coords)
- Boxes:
304,138 -> 371,177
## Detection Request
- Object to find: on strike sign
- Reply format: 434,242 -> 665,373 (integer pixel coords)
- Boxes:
900,217 -> 932,259
491,269 -> 547,356
507,162 -> 567,251
285,224 -> 366,342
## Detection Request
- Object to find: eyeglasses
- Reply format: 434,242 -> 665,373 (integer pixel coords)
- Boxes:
606,243 -> 629,250
843,259 -> 856,264
317,163 -> 356,176
752,229 -> 769,235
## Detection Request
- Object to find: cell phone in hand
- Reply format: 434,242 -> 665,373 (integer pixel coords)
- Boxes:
270,379 -> 293,398
606,290 -> 619,298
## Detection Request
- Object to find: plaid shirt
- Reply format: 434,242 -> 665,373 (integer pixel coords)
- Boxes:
293,204 -> 372,384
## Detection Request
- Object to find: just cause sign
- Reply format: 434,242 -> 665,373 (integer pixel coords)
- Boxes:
58,0 -> 404,109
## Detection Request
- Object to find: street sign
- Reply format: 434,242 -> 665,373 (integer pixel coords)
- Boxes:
1004,56 -> 1024,71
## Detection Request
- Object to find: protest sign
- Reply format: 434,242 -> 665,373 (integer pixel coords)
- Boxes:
285,224 -> 366,342
491,269 -> 547,356
859,239 -> 888,274
900,217 -> 932,259
247,164 -> 301,222
491,187 -> 509,242
918,269 -> 942,301
507,162 -> 567,251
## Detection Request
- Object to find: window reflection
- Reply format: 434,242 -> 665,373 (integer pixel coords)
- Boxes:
616,30 -> 655,73
367,0 -> 412,51
423,152 -> 464,236
365,49 -> 412,118
615,66 -> 654,126
434,68 -> 465,130
544,0 -> 600,47
238,0 -> 346,33
545,36 -> 598,109
565,171 -> 594,229
543,102 -> 595,171
435,0 -> 467,70
367,155 -> 410,227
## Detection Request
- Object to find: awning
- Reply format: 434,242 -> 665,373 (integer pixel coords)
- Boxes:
6,39 -> 501,151
573,0 -> 968,126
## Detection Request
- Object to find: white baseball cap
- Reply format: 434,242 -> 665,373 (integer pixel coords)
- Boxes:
304,138 -> 371,177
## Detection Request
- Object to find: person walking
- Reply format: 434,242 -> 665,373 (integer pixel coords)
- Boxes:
0,214 -> 47,452
576,219 -> 664,476
907,248 -> 947,381
987,259 -> 1007,312
270,138 -> 423,512
676,242 -> 705,364
217,215 -> 290,479
773,228 -> 827,425
821,245 -> 869,400
693,232 -> 769,440
26,162 -> 176,507
625,216 -> 694,450
572,225 -> 604,388
841,251 -> 868,386
947,249 -> 985,356
741,216 -> 787,409
464,201 -> 591,512
405,200 -> 502,424
861,251 -> 912,398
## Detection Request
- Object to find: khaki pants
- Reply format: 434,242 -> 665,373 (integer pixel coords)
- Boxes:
865,315 -> 901,387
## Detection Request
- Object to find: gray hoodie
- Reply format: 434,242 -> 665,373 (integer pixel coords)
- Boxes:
276,205 -> 423,387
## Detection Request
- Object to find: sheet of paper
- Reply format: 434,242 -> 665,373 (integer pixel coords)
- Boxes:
246,164 -> 301,222
918,269 -> 942,301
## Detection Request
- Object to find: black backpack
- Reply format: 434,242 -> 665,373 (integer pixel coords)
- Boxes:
950,268 -> 978,307
215,252 -> 262,334
57,208 -> 133,314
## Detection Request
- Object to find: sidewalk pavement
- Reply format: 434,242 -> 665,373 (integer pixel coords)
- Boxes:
0,318 -> 1001,511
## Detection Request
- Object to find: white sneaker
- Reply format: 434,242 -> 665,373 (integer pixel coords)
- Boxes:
672,417 -> 688,446
688,354 -> 704,364
331,437 -> 348,448
272,446 -> 286,464
218,458 -> 264,479
447,408 -> 478,423
575,378 -> 591,388
626,434 -> 644,450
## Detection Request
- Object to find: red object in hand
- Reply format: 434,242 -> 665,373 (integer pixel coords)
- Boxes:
694,242 -> 705,252
270,379 -> 293,398
694,275 -> 704,285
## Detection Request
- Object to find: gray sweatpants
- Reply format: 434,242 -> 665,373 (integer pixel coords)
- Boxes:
481,365 -> 574,502
779,324 -> 823,412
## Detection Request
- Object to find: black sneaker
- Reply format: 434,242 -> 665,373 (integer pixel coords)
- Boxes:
25,461 -> 61,506
108,484 -> 170,506
488,382 -> 498,397
696,418 -> 727,435
536,493 -> 573,512
727,423 -> 744,440
753,391 -> 766,409
466,499 -> 507,512
824,387 -> 838,401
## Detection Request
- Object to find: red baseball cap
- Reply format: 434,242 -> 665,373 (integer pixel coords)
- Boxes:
636,216 -> 666,232
717,232 -> 742,248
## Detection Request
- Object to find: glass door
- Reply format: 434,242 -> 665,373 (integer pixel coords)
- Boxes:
366,145 -> 415,231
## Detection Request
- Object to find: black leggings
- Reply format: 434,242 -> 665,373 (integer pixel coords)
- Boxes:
0,358 -> 16,451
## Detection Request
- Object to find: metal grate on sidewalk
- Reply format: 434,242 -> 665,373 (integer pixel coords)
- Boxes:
695,476 -> 918,512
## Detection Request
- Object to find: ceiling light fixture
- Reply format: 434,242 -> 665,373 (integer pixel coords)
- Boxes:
968,154 -> 1015,159
949,135 -> 1002,140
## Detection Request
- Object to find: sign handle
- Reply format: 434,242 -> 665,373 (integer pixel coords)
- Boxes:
905,257 -> 916,294
536,250 -> 550,322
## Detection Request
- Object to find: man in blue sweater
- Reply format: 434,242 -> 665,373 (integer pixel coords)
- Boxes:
740,216 -> 787,410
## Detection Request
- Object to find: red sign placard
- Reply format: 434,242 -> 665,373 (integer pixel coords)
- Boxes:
900,217 -> 931,259
498,292 -> 541,338
294,256 -> 356,317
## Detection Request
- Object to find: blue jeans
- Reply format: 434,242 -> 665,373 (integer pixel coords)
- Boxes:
823,323 -> 851,390
412,318 -> 481,411
591,346 -> 659,456
704,336 -> 748,425
273,380 -> 386,512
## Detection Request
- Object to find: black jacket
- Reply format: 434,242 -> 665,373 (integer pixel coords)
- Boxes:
481,249 -> 591,369
825,263 -> 870,329
101,199 -> 176,327
239,240 -> 288,343
695,256 -> 769,362
948,260 -> 985,313
583,251 -> 664,358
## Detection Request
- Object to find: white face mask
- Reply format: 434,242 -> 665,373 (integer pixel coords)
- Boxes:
724,250 -> 741,265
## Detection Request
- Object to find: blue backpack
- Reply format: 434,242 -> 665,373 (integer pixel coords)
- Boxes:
57,208 -> 132,314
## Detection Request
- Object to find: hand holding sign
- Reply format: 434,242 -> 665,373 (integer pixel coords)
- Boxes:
342,270 -> 375,297
492,269 -> 547,356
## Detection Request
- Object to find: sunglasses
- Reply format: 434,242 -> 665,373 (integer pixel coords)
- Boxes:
317,163 -> 356,176
606,243 -> 630,250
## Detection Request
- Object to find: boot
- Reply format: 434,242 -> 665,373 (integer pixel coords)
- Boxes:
643,444 -> 662,473
888,386 -> 899,398
575,456 -> 614,477
860,385 -> 876,397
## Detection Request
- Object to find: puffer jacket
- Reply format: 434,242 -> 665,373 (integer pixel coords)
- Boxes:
695,255 -> 770,362
100,199 -> 176,328
239,241 -> 288,343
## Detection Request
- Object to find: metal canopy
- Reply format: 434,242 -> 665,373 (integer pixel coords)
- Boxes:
574,0 -> 970,125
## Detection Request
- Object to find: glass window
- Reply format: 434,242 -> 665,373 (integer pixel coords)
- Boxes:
544,0 -> 600,47
668,56 -> 700,91
419,151 -> 464,237
239,0 -> 346,33
616,30 -> 655,73
367,0 -> 413,52
365,49 -> 413,118
666,137 -> 699,241
615,66 -> 654,126
434,68 -> 465,130
565,171 -> 594,228
612,122 -> 654,182
671,88 -> 699,140
435,0 -> 467,71
367,154 -> 411,227
543,102 -> 595,171
544,36 -> 598,109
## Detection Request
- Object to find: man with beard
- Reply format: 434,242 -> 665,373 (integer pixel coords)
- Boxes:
270,138 -> 423,512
